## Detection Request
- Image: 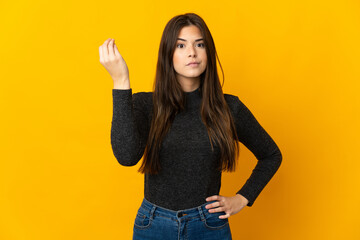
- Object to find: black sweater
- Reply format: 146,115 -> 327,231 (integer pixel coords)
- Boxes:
111,86 -> 282,211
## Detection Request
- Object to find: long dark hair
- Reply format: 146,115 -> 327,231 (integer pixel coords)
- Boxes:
138,13 -> 240,175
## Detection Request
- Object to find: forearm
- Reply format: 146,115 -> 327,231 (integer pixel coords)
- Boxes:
111,89 -> 145,166
236,150 -> 282,206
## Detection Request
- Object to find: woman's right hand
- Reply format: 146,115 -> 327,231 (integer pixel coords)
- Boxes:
99,38 -> 130,88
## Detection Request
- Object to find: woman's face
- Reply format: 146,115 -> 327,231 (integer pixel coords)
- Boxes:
173,25 -> 207,86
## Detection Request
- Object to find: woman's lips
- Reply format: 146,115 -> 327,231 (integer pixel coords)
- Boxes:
187,63 -> 199,66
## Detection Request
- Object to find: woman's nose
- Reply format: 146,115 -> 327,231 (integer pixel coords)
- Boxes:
188,46 -> 196,57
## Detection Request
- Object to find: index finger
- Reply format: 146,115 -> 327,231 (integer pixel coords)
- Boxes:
219,213 -> 230,219
107,38 -> 115,58
102,38 -> 112,56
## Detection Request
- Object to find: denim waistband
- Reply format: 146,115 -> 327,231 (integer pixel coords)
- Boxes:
140,197 -> 219,221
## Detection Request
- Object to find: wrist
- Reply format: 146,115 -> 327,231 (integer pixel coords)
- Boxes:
236,194 -> 249,206
113,79 -> 130,89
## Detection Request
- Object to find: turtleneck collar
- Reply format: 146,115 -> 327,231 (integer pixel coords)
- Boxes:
184,86 -> 201,109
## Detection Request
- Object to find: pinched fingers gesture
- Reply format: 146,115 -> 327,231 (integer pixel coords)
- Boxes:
99,38 -> 129,82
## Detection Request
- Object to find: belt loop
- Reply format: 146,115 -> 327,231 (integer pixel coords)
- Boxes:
150,205 -> 156,220
198,206 -> 205,221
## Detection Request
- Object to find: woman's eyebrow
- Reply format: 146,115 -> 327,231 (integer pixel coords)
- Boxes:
177,38 -> 203,42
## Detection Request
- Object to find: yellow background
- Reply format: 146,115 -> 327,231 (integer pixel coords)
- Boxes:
1,0 -> 359,239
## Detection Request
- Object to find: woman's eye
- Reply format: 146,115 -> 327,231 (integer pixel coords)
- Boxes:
176,43 -> 204,48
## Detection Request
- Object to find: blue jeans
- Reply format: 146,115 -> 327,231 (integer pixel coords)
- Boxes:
133,197 -> 232,240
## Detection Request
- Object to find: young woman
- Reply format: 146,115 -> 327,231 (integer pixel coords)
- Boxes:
99,12 -> 282,240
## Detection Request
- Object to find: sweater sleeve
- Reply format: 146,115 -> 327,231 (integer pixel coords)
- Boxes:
233,96 -> 282,207
111,88 -> 150,166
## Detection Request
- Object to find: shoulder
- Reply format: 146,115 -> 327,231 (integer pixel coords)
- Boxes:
132,91 -> 248,112
224,93 -> 238,103
224,93 -> 243,112
223,92 -> 255,121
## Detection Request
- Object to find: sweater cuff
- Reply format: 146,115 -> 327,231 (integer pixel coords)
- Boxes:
112,88 -> 133,121
112,88 -> 133,108
236,189 -> 255,207
112,88 -> 132,97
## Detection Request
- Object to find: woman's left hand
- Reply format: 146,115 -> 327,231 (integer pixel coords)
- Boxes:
205,194 -> 249,219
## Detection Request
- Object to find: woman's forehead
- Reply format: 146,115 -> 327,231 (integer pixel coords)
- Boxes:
177,25 -> 203,40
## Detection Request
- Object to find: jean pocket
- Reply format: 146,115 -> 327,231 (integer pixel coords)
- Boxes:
203,211 -> 229,230
134,208 -> 152,229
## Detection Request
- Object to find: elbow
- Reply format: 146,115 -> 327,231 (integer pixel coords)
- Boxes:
117,159 -> 138,167
110,132 -> 144,166
275,148 -> 283,169
111,143 -> 143,167
112,151 -> 141,167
